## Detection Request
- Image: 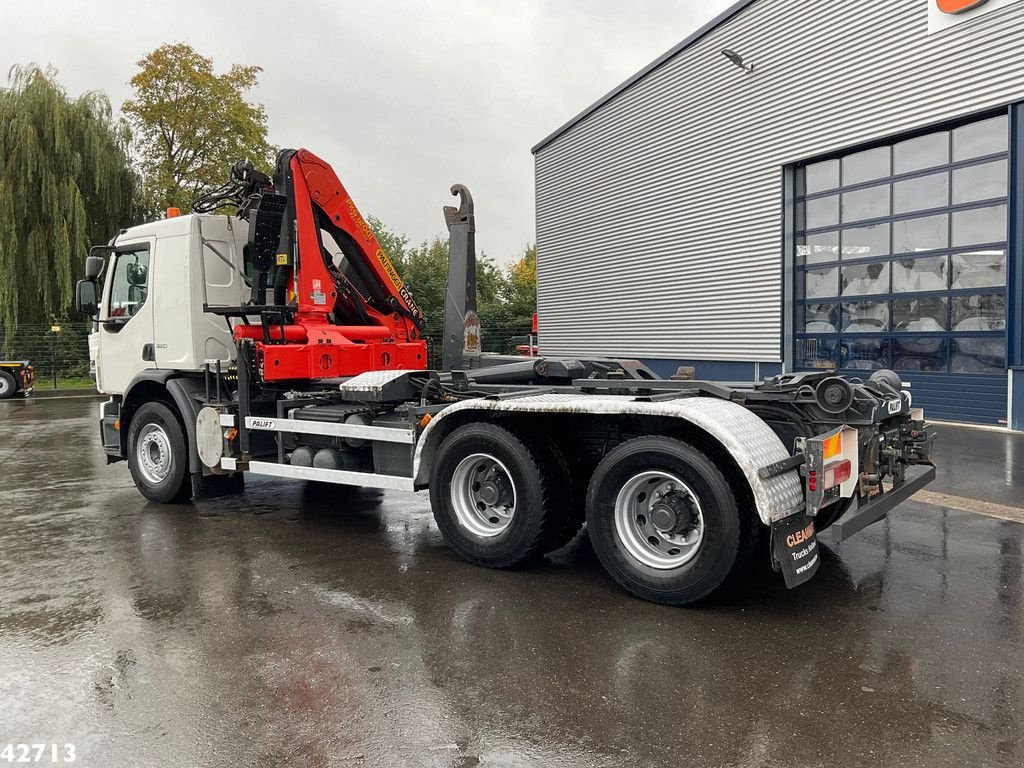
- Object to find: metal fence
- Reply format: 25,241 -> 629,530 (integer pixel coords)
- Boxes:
0,319 -> 534,390
421,319 -> 535,370
0,322 -> 93,389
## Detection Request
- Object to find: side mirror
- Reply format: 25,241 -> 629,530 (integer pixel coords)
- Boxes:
85,255 -> 105,280
75,279 -> 99,317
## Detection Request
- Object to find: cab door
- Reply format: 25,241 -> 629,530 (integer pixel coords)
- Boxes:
95,240 -> 155,394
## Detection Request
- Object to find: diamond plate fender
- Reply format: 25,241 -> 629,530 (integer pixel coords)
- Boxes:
413,394 -> 804,524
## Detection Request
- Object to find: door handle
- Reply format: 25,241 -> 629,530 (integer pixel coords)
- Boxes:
142,344 -> 155,362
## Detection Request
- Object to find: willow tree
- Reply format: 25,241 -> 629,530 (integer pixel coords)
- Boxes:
0,65 -> 138,339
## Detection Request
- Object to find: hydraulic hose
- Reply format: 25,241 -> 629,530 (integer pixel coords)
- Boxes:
273,265 -> 290,306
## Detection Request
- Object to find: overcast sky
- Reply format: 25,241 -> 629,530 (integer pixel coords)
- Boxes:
2,0 -> 735,263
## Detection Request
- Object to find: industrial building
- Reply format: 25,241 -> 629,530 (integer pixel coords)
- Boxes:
532,0 -> 1024,428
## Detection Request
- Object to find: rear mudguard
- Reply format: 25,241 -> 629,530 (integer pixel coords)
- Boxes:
413,394 -> 804,524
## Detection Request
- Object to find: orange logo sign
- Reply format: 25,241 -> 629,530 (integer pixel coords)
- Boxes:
936,0 -> 990,13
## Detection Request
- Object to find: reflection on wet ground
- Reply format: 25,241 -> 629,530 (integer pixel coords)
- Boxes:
1,398 -> 1021,767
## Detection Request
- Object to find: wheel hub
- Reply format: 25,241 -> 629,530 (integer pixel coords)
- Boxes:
450,453 -> 518,538
136,424 -> 173,485
478,481 -> 502,506
650,493 -> 697,534
613,471 -> 706,569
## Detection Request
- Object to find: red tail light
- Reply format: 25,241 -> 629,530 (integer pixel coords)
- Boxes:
822,459 -> 852,489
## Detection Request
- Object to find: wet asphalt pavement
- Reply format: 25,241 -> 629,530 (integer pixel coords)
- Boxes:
1,397 -> 1022,768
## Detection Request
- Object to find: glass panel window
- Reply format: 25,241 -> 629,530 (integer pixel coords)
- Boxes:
798,338 -> 839,370
804,195 -> 840,229
893,337 -> 947,372
950,250 -> 1006,290
951,293 -> 1006,332
894,131 -> 949,175
892,255 -> 947,292
951,338 -> 1005,373
951,204 -> 1006,247
893,172 -> 948,214
842,300 -> 888,333
804,267 -> 839,299
842,146 -> 890,185
794,113 -> 1008,378
893,296 -> 947,332
108,249 -> 151,319
841,184 -> 890,223
841,338 -> 889,370
797,230 -> 840,265
952,160 -> 1007,205
800,303 -> 839,334
841,261 -> 889,296
952,115 -> 1008,161
840,224 -> 889,260
800,159 -> 840,195
892,213 -> 948,253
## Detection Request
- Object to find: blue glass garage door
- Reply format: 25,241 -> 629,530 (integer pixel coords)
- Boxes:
793,113 -> 1010,424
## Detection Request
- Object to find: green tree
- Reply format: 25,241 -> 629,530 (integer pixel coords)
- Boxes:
402,236 -> 450,326
0,65 -> 138,341
123,43 -> 274,214
367,214 -> 410,274
363,216 -> 538,355
505,244 -> 537,320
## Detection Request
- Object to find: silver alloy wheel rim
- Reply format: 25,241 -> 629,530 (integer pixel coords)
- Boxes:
0,377 -> 9,395
137,423 -> 173,485
613,470 -> 705,569
450,452 -> 518,537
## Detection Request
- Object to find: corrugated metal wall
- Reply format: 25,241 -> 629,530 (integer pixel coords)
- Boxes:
534,0 -> 1024,361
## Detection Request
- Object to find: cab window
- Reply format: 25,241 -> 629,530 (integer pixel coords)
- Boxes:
108,249 -> 150,319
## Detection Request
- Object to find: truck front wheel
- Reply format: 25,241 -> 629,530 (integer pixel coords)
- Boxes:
586,436 -> 753,605
127,402 -> 191,504
430,422 -> 560,568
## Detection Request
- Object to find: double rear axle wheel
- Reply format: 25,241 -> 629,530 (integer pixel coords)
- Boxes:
430,425 -> 755,605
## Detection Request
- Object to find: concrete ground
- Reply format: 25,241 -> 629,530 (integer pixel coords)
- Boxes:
0,397 -> 1021,768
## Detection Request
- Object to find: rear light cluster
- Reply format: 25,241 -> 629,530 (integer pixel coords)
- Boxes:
808,460 -> 852,493
824,459 -> 852,488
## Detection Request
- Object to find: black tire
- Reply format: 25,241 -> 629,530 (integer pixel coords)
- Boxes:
127,402 -> 192,504
429,422 -> 561,568
533,437 -> 587,555
0,371 -> 16,400
586,436 -> 755,605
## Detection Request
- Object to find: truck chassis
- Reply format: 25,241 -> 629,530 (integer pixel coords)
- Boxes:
97,350 -> 934,605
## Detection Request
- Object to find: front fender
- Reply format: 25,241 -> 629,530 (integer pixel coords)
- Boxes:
413,394 -> 804,524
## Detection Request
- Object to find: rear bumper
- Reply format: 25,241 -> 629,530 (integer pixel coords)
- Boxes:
831,464 -> 936,542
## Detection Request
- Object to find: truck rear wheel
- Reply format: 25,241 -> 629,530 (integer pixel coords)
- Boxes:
127,402 -> 191,504
0,371 -> 16,399
533,437 -> 586,555
586,436 -> 752,605
430,422 -> 561,568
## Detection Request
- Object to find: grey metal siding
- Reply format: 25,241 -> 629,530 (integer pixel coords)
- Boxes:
534,0 -> 1024,361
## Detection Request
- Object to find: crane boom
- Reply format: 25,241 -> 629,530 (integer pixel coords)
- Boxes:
226,148 -> 428,381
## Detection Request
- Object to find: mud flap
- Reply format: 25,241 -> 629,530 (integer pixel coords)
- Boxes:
771,514 -> 820,589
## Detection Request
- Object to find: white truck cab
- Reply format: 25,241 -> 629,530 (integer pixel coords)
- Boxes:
90,214 -> 249,395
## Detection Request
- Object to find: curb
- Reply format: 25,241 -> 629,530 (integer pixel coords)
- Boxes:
30,387 -> 103,399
